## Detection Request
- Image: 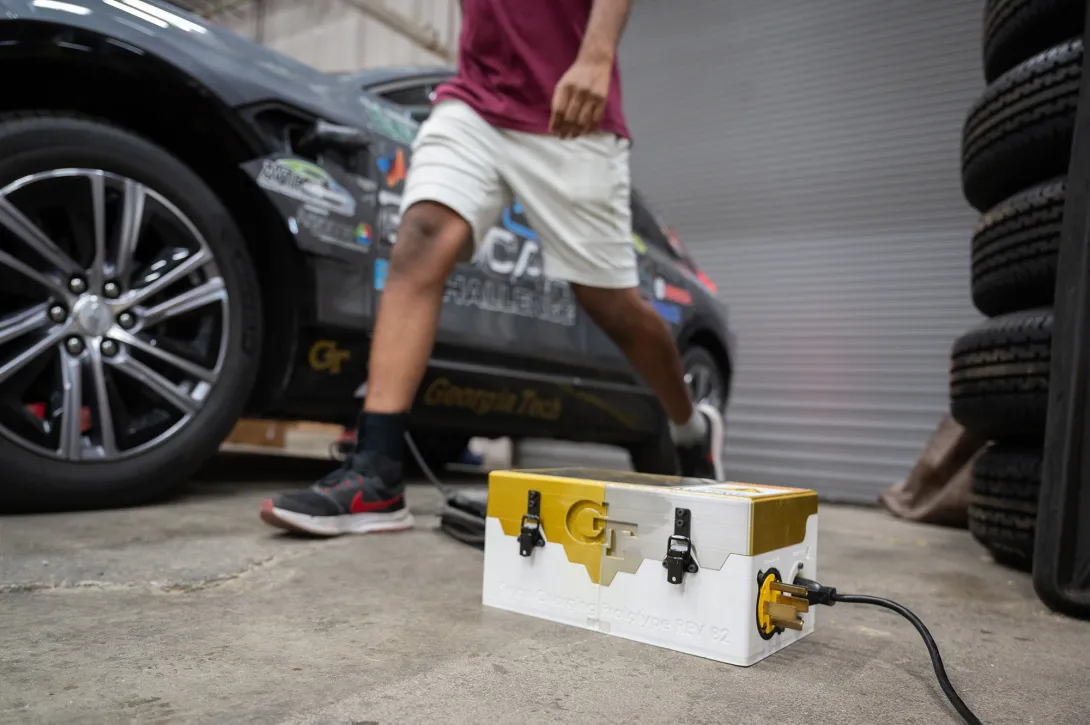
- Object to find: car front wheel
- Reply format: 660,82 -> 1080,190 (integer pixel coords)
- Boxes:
683,345 -> 727,413
0,113 -> 262,512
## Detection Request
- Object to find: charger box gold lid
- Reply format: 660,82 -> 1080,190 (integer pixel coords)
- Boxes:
486,467 -> 818,563
480,467 -> 819,667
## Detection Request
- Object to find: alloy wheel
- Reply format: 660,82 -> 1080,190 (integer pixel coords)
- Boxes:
0,169 -> 230,462
685,358 -> 724,412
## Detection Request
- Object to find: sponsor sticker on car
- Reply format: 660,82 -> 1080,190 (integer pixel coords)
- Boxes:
653,277 -> 693,306
295,206 -> 359,249
374,258 -> 388,291
356,222 -> 372,248
257,158 -> 357,218
376,147 -> 407,189
652,299 -> 681,324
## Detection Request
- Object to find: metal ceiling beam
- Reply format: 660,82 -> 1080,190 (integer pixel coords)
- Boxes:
340,0 -> 454,60
167,0 -> 253,19
170,0 -> 454,60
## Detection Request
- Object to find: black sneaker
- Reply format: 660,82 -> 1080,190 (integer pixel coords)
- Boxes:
259,452 -> 414,536
676,402 -> 726,480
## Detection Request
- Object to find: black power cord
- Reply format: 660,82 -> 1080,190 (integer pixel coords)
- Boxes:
794,578 -> 983,725
404,432 -> 489,547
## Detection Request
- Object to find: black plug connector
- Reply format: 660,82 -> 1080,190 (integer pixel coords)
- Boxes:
792,577 -> 838,606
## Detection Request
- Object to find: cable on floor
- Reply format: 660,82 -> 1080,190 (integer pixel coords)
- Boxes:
794,578 -> 984,725
404,432 -> 486,547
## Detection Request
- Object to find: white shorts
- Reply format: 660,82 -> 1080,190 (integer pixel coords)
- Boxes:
398,99 -> 638,289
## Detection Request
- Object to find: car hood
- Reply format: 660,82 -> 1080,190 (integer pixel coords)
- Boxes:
1,0 -> 397,126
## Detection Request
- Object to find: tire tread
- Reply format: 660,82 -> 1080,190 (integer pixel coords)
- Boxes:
961,39 -> 1082,211
983,0 -> 1085,82
971,178 -> 1065,316
968,443 -> 1041,571
949,308 -> 1051,441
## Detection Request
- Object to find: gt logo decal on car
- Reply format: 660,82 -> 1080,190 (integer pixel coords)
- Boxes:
308,340 -> 352,375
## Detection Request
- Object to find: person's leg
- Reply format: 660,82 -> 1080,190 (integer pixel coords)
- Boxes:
501,130 -> 725,479
260,100 -> 511,535
568,284 -> 692,423
570,283 -> 724,478
354,199 -> 474,462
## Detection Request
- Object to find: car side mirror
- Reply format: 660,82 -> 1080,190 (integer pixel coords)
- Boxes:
296,120 -> 372,155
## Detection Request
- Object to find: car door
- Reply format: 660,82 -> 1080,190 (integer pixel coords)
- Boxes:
360,79 -> 595,379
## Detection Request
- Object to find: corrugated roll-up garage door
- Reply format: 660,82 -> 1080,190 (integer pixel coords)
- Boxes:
519,0 -> 987,502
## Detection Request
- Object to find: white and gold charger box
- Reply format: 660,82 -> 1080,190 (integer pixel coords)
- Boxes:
481,468 -> 819,666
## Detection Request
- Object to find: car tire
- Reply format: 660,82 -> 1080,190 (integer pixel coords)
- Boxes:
0,112 -> 262,512
982,0 -> 1084,83
968,443 -> 1041,572
949,308 -> 1051,442
961,39 -> 1081,212
971,178 -> 1065,317
682,345 -> 728,413
628,423 -> 679,476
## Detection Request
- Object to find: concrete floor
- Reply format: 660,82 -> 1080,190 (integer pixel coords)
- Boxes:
1,454 -> 1087,725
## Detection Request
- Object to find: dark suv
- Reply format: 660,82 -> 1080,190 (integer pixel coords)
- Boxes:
0,0 -> 734,512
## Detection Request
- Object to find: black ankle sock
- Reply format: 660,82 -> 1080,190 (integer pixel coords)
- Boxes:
358,411 -> 408,464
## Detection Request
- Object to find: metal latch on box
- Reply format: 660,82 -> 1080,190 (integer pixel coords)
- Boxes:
518,490 -> 545,557
662,507 -> 699,584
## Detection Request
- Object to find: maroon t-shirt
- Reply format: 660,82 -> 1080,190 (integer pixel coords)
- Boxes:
433,0 -> 630,140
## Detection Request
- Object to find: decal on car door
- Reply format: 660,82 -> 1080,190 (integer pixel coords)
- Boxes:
449,201 -> 577,328
373,198 -> 579,329
241,154 -> 377,264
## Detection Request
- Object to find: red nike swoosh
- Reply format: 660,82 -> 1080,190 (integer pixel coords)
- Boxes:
350,491 -> 401,514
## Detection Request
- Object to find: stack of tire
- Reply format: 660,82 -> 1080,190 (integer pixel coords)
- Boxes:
951,0 -> 1085,572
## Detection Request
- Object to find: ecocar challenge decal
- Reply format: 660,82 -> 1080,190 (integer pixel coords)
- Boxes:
443,201 -> 577,327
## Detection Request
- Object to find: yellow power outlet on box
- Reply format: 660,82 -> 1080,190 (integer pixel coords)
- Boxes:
756,568 -> 810,638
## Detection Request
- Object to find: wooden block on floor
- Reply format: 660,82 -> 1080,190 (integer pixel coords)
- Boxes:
224,419 -> 288,449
